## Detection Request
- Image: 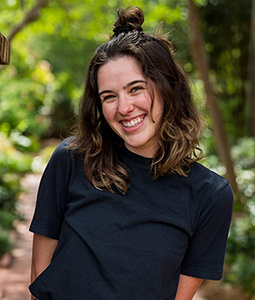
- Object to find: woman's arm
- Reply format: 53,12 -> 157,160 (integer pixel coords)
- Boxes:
175,274 -> 203,300
30,233 -> 58,299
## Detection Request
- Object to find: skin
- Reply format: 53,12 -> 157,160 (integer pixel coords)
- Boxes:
175,275 -> 203,299
30,234 -> 58,299
31,55 -> 204,299
98,56 -> 164,158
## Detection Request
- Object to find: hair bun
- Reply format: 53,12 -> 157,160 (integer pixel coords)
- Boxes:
113,6 -> 144,36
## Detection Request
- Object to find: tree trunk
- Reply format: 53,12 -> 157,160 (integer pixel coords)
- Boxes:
187,0 -> 238,193
247,0 -> 255,136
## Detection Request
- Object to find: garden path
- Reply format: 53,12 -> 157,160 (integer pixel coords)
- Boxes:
0,174 -> 41,300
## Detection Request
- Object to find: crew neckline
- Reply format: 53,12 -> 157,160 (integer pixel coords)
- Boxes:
120,146 -> 154,170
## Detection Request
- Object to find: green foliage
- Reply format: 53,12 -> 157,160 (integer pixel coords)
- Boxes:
0,210 -> 17,230
225,217 -> 255,297
225,137 -> 255,297
200,136 -> 255,296
0,133 -> 32,258
196,0 -> 252,139
0,229 -> 14,257
0,0 -> 186,142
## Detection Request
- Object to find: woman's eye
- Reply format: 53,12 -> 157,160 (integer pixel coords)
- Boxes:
102,95 -> 116,102
131,86 -> 143,93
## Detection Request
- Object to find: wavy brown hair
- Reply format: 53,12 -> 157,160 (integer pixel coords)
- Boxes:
69,6 -> 204,194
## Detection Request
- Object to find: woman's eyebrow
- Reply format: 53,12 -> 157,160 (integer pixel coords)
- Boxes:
99,80 -> 147,97
124,80 -> 147,89
99,90 -> 113,97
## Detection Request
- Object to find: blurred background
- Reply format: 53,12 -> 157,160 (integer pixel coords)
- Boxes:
0,0 -> 254,299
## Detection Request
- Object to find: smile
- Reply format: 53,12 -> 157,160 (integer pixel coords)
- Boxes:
122,116 -> 144,128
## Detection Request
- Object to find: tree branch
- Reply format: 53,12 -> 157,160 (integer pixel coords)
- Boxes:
8,0 -> 50,43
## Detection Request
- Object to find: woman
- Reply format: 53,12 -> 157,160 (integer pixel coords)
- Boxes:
30,6 -> 233,300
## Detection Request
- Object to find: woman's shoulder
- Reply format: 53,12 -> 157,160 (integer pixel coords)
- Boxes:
46,137 -> 78,167
50,137 -> 75,156
187,162 -> 232,199
190,162 -> 228,183
182,162 -> 234,214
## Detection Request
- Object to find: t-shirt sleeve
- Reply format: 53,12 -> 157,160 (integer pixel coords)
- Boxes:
180,182 -> 234,280
29,140 -> 72,240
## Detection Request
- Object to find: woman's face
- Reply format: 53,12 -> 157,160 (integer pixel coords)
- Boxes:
98,56 -> 164,158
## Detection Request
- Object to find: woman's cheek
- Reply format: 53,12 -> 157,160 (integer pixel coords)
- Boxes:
102,105 -> 115,124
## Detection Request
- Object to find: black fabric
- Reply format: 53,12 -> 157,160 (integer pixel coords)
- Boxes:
29,139 -> 233,300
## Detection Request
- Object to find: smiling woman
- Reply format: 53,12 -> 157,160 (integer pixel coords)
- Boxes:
69,7 -> 206,193
98,57 -> 163,158
29,6 -> 234,300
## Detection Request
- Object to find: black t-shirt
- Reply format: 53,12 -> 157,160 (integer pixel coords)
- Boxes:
29,139 -> 233,300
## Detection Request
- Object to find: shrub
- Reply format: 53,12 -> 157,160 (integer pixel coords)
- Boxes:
225,137 -> 255,298
200,136 -> 255,297
0,133 -> 32,258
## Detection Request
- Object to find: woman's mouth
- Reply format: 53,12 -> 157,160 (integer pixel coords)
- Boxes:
122,116 -> 144,128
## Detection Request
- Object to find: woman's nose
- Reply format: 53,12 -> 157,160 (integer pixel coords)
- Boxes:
117,95 -> 134,115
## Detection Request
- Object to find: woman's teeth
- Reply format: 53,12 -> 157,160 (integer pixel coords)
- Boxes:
122,116 -> 144,128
